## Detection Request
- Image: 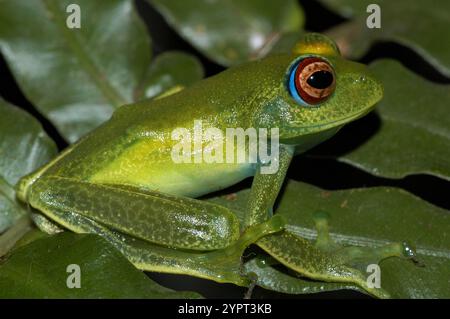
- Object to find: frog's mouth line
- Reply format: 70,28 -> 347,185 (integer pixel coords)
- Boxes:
316,107 -> 374,130
288,105 -> 376,136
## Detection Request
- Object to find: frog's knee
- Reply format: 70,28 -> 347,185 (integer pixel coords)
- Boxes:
20,177 -> 50,207
15,174 -> 35,202
15,166 -> 51,203
199,210 -> 241,250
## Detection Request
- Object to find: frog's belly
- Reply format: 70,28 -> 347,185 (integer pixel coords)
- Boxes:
87,131 -> 257,197
90,160 -> 254,198
151,163 -> 253,197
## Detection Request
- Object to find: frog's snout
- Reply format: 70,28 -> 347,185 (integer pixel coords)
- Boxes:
360,70 -> 384,106
347,71 -> 383,111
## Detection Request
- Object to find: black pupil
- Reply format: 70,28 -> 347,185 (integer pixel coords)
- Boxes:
306,71 -> 333,89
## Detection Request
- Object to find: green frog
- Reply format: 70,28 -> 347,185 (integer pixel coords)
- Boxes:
16,33 -> 415,298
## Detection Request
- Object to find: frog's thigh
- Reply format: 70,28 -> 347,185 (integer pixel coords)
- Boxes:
27,176 -> 240,250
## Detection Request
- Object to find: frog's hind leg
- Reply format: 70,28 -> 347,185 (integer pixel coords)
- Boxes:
312,210 -> 417,265
26,175 -> 243,251
25,175 -> 283,255
30,212 -> 64,234
24,175 -> 284,285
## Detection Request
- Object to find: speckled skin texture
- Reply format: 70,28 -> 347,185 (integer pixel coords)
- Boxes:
19,48 -> 381,196
16,34 -> 389,294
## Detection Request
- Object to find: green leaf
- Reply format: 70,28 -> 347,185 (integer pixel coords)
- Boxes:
278,181 -> 450,298
209,180 -> 450,298
0,232 -> 202,298
134,51 -> 204,100
319,0 -> 450,77
339,59 -> 450,180
148,0 -> 304,66
0,0 -> 152,143
0,98 -> 57,233
268,31 -> 304,55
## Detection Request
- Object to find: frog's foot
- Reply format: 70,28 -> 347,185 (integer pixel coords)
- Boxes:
312,211 -> 417,266
202,215 -> 285,263
188,215 -> 284,286
31,212 -> 64,235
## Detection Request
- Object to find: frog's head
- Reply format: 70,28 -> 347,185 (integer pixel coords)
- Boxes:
255,33 -> 383,147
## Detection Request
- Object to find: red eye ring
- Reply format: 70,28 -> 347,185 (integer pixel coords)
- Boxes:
294,57 -> 336,105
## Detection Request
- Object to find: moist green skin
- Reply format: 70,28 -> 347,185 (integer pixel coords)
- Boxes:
15,33 -> 401,298
18,52 -> 381,197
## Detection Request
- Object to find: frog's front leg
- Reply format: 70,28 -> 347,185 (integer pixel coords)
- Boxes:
243,144 -> 295,227
242,145 -> 415,298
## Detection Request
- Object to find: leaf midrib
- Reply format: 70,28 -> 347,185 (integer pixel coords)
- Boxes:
381,112 -> 450,141
0,176 -> 21,211
286,224 -> 450,259
212,196 -> 450,260
42,0 -> 127,108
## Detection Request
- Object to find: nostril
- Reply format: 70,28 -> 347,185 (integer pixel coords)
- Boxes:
354,75 -> 366,84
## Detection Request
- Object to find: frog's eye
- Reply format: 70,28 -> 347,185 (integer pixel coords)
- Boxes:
289,57 -> 336,105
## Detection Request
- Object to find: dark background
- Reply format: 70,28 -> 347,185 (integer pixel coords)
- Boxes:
0,0 -> 448,298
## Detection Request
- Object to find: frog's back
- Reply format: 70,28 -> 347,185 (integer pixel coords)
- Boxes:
35,76 -> 260,197
23,55 -> 293,197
